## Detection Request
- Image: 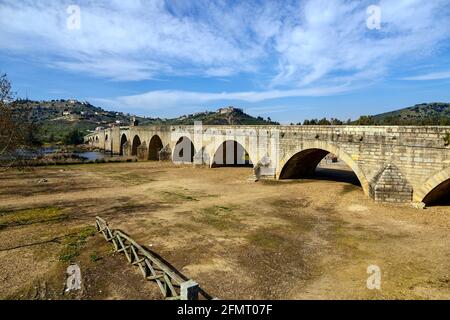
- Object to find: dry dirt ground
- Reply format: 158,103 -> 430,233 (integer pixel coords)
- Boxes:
0,161 -> 449,300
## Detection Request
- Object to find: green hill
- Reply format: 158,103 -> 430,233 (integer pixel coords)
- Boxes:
13,99 -> 145,143
367,103 -> 450,125
167,107 -> 279,125
301,103 -> 450,126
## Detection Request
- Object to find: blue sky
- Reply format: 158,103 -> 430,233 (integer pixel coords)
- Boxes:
1,0 -> 450,123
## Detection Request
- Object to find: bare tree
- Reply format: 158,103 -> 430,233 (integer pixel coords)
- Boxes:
0,73 -> 36,170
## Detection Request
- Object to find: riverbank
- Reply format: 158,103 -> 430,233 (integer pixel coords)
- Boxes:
0,162 -> 449,299
8,145 -> 137,167
27,154 -> 137,166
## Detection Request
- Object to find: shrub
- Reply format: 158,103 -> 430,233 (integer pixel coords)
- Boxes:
63,129 -> 84,145
444,133 -> 450,146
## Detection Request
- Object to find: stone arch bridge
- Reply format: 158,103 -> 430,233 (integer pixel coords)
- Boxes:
86,125 -> 450,207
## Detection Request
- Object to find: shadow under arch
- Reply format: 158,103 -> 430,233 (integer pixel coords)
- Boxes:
120,133 -> 128,156
173,136 -> 195,163
211,140 -> 253,168
278,142 -> 369,195
148,135 -> 164,160
131,135 -> 141,156
416,167 -> 450,206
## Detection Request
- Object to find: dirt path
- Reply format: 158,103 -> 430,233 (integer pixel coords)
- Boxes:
0,162 -> 449,299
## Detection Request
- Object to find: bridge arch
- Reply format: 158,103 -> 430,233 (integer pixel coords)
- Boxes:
120,133 -> 128,156
173,136 -> 196,163
131,135 -> 142,156
277,141 -> 369,195
148,135 -> 163,160
415,167 -> 450,205
211,140 -> 254,168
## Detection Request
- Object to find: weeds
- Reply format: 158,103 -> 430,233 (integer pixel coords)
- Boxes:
90,252 -> 102,262
106,172 -> 154,185
161,191 -> 198,202
444,133 -> 450,146
0,207 -> 67,229
246,231 -> 286,250
195,205 -> 240,230
59,226 -> 96,263
340,184 -> 360,195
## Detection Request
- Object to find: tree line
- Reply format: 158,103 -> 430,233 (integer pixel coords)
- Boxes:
1,74 -> 86,169
1,73 -> 41,168
292,115 -> 450,126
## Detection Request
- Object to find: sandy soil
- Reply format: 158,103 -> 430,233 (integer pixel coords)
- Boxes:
0,161 -> 449,300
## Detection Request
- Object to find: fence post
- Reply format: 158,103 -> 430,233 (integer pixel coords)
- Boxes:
180,280 -> 199,300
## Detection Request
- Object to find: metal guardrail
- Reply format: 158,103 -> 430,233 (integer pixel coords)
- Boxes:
95,216 -> 201,300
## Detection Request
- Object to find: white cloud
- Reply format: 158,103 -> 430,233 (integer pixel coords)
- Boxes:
53,58 -> 171,81
93,84 -> 352,112
271,0 -> 450,87
245,104 -> 308,115
401,70 -> 450,81
0,0 -> 449,92
0,0 -> 268,80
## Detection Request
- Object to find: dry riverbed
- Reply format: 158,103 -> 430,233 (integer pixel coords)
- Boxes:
0,161 -> 449,300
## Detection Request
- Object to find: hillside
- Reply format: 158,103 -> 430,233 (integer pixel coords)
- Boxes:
167,107 -> 279,125
301,102 -> 450,126
12,100 -> 278,143
370,103 -> 450,125
13,99 -> 150,143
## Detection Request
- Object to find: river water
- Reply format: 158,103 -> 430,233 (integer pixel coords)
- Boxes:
75,151 -> 106,161
36,147 -> 107,161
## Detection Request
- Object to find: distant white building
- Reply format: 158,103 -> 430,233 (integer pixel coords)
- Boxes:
218,106 -> 241,114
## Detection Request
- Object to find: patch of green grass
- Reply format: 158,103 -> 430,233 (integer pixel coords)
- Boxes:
260,179 -> 314,185
270,198 -> 311,209
246,231 -> 286,250
0,207 -> 67,229
340,184 -> 360,195
210,205 -> 232,212
201,205 -> 233,216
195,205 -> 241,230
161,191 -> 199,202
59,226 -> 96,263
106,172 -> 154,185
181,187 -> 219,199
173,222 -> 201,233
90,252 -> 102,262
